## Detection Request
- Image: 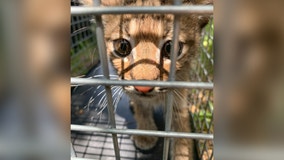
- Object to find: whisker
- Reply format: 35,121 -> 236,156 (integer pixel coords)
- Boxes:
72,26 -> 90,34
94,85 -> 124,115
97,87 -> 107,96
112,86 -> 121,96
98,92 -> 107,107
113,87 -> 124,112
89,74 -> 119,79
86,96 -> 95,109
113,96 -> 119,112
89,75 -> 104,78
79,86 -> 95,96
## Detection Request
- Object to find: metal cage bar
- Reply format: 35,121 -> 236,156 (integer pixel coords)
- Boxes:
163,0 -> 182,159
71,78 -> 213,89
71,124 -> 213,139
91,0 -> 121,159
71,5 -> 213,15
71,3 -> 214,160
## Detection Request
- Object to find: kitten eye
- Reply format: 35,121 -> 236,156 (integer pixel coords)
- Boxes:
113,39 -> 132,57
161,40 -> 183,59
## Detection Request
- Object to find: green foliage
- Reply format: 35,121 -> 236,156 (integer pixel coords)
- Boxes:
71,38 -> 99,76
192,20 -> 214,133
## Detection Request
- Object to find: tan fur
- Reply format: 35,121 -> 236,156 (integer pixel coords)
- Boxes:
81,0 -> 212,159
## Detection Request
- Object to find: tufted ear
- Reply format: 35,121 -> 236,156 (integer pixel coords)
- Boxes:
198,15 -> 212,29
197,0 -> 213,29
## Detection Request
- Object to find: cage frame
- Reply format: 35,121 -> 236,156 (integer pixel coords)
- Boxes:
71,1 -> 214,160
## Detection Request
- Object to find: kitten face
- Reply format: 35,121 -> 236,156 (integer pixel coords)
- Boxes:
101,0 -> 210,100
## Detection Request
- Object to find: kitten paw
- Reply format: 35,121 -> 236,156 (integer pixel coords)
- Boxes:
133,135 -> 158,152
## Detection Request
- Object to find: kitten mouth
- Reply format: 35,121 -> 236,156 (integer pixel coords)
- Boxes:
130,91 -> 157,99
136,92 -> 155,98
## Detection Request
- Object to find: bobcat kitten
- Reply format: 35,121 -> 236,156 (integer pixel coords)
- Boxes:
80,0 -> 212,159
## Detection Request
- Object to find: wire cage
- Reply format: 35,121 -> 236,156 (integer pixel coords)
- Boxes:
71,1 -> 213,160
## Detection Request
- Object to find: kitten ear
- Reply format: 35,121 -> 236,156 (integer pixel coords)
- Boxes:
197,0 -> 213,29
198,15 -> 212,29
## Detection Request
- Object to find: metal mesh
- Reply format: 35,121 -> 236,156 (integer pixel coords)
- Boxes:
190,20 -> 214,160
71,1 -> 213,160
71,14 -> 97,76
71,112 -> 138,160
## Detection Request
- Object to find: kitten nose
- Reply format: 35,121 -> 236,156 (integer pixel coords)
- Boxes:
134,86 -> 154,93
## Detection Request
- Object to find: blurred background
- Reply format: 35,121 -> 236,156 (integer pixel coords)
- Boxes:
0,0 -> 70,159
215,0 -> 284,159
